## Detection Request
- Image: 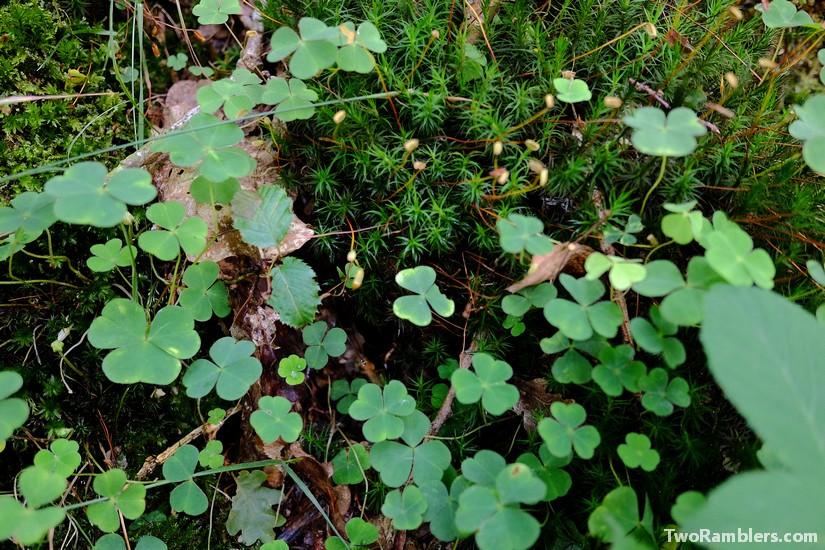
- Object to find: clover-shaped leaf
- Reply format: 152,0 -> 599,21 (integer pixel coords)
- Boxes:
267,18 -> 339,79
178,261 -> 230,321
587,486 -> 639,543
163,445 -> 208,516
544,274 -> 622,340
603,214 -> 643,245
267,257 -> 321,328
261,77 -> 319,121
19,465 -> 67,508
188,65 -> 215,78
420,477 -> 469,542
336,21 -> 386,73
44,162 -> 156,227
502,283 -> 557,317
371,410 -> 451,487
192,0 -> 242,25
302,321 -> 347,370
623,107 -> 707,157
460,42 -> 487,82
0,371 -> 29,441
585,252 -> 647,291
630,306 -> 686,368
151,113 -> 255,182
393,265 -> 455,326
639,368 -> 690,416
538,402 -> 601,459
0,191 -> 56,235
198,440 -> 224,469
329,378 -> 368,414
703,219 -> 775,289
496,213 -> 553,255
0,498 -> 65,546
88,299 -> 200,385
516,449 -> 572,501
592,344 -> 646,396
789,94 -> 825,176
196,69 -> 262,119
326,516 -> 380,550
167,52 -> 188,71
138,204 -> 206,262
381,485 -> 427,531
659,201 -> 708,244
347,380 -> 416,442
331,443 -> 371,485
190,176 -> 240,205
33,439 -> 81,478
278,354 -> 307,385
455,464 -> 545,550
542,332 -> 609,384
87,239 -> 137,272
631,259 -> 685,297
182,337 -> 262,400
617,433 -> 660,471
461,449 -> 507,487
207,408 -> 226,424
553,77 -> 592,103
755,0 -> 814,28
86,469 -> 146,532
451,352 -> 519,415
250,395 -> 303,443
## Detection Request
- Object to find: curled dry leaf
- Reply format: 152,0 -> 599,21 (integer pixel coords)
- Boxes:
506,242 -> 593,293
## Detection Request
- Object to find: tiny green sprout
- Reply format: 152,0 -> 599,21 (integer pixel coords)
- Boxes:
639,368 -> 690,416
278,354 -> 307,385
347,380 -> 416,442
381,485 -> 428,531
87,238 -> 137,272
167,52 -> 188,71
755,0 -> 814,28
336,21 -> 387,73
789,94 -> 825,176
198,440 -> 224,469
538,402 -> 601,459
602,214 -> 643,246
302,321 -> 347,370
617,433 -> 660,471
250,395 -> 303,443
392,265 -> 455,326
553,76 -> 592,103
329,378 -> 368,414
192,0 -> 242,25
660,201 -> 708,245
188,66 -> 215,78
623,107 -> 707,157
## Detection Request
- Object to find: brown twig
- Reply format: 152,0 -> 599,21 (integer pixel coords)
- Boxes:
592,189 -> 634,347
428,339 -> 478,437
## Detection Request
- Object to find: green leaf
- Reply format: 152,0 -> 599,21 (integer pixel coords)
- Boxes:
345,517 -> 379,545
0,371 -> 28,441
139,202 -> 208,261
45,162 -> 156,227
551,348 -> 593,384
331,443 -> 371,485
496,214 -> 553,255
617,433 -> 660,471
701,286 -> 825,474
250,395 -> 303,443
226,470 -> 284,545
267,257 -> 321,328
198,440 -> 224,469
232,185 -> 294,249
755,0 -> 814,28
189,176 -> 240,205
182,336 -> 262,400
33,439 -> 81,478
192,0 -> 242,25
789,94 -> 825,176
630,306 -> 685,368
393,266 -> 455,326
162,444 -> 198,482
538,402 -> 601,459
703,220 -> 775,289
278,354 -> 307,385
639,368 -> 690,416
451,352 -> 519,415
167,52 -> 188,71
420,478 -> 466,541
19,466 -> 67,508
371,410 -> 451,487
329,378 -> 367,415
196,69 -> 262,118
170,480 -> 208,515
516,451 -> 572,501
0,498 -> 65,546
178,261 -> 231,321
592,345 -> 646,396
302,321 -> 347,370
623,107 -> 707,157
266,18 -> 339,79
461,449 -> 506,487
151,113 -> 254,182
588,486 -> 639,543
585,253 -> 647,291
553,77 -> 592,103
87,239 -> 137,272
381,485 -> 427,531
0,191 -> 56,234
660,287 -> 706,326
87,470 -> 146,532
88,299 -> 200,385
262,76 -> 320,122
348,380 -> 416,442
631,260 -> 685,297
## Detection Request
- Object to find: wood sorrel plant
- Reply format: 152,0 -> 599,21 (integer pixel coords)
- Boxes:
2,0 -> 825,549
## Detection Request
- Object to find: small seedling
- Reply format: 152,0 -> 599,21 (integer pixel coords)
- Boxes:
167,53 -> 188,71
543,274 -> 623,341
138,202 -> 208,261
178,261 -> 231,322
623,107 -> 706,157
381,485 -> 427,530
331,443 -> 370,484
86,469 -> 146,532
192,0 -> 242,25
87,239 -> 137,272
788,94 -> 825,176
755,0 -> 814,28
278,354 -> 307,385
553,77 -> 592,103
639,368 -> 690,416
163,445 -> 207,516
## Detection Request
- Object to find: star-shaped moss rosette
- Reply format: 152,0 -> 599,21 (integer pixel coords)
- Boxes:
623,106 -> 707,157
392,265 -> 455,326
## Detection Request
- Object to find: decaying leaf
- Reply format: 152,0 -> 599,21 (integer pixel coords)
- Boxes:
512,378 -> 567,431
506,242 -> 593,293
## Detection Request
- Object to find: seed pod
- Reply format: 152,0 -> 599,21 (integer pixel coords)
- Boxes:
524,139 -> 540,152
347,249 -> 357,263
604,96 -> 623,109
351,267 -> 365,290
492,141 -> 503,156
497,169 -> 510,185
728,6 -> 743,20
413,161 -> 427,171
724,72 -> 739,89
333,110 -> 347,124
404,139 -> 420,153
545,94 -> 554,109
643,22 -> 657,38
528,159 -> 544,174
539,168 -> 548,187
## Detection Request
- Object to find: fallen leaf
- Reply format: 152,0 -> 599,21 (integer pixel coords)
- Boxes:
506,242 -> 593,293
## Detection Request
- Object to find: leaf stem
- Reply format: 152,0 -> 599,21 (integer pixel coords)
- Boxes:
640,155 -> 668,216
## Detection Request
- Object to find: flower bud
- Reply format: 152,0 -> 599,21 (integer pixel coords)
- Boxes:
404,139 -> 420,153
603,96 -> 622,108
346,249 -> 357,263
413,161 -> 427,171
544,94 -> 554,109
524,139 -> 540,152
333,110 -> 347,124
122,212 -> 135,226
492,141 -> 503,156
527,159 -> 544,174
